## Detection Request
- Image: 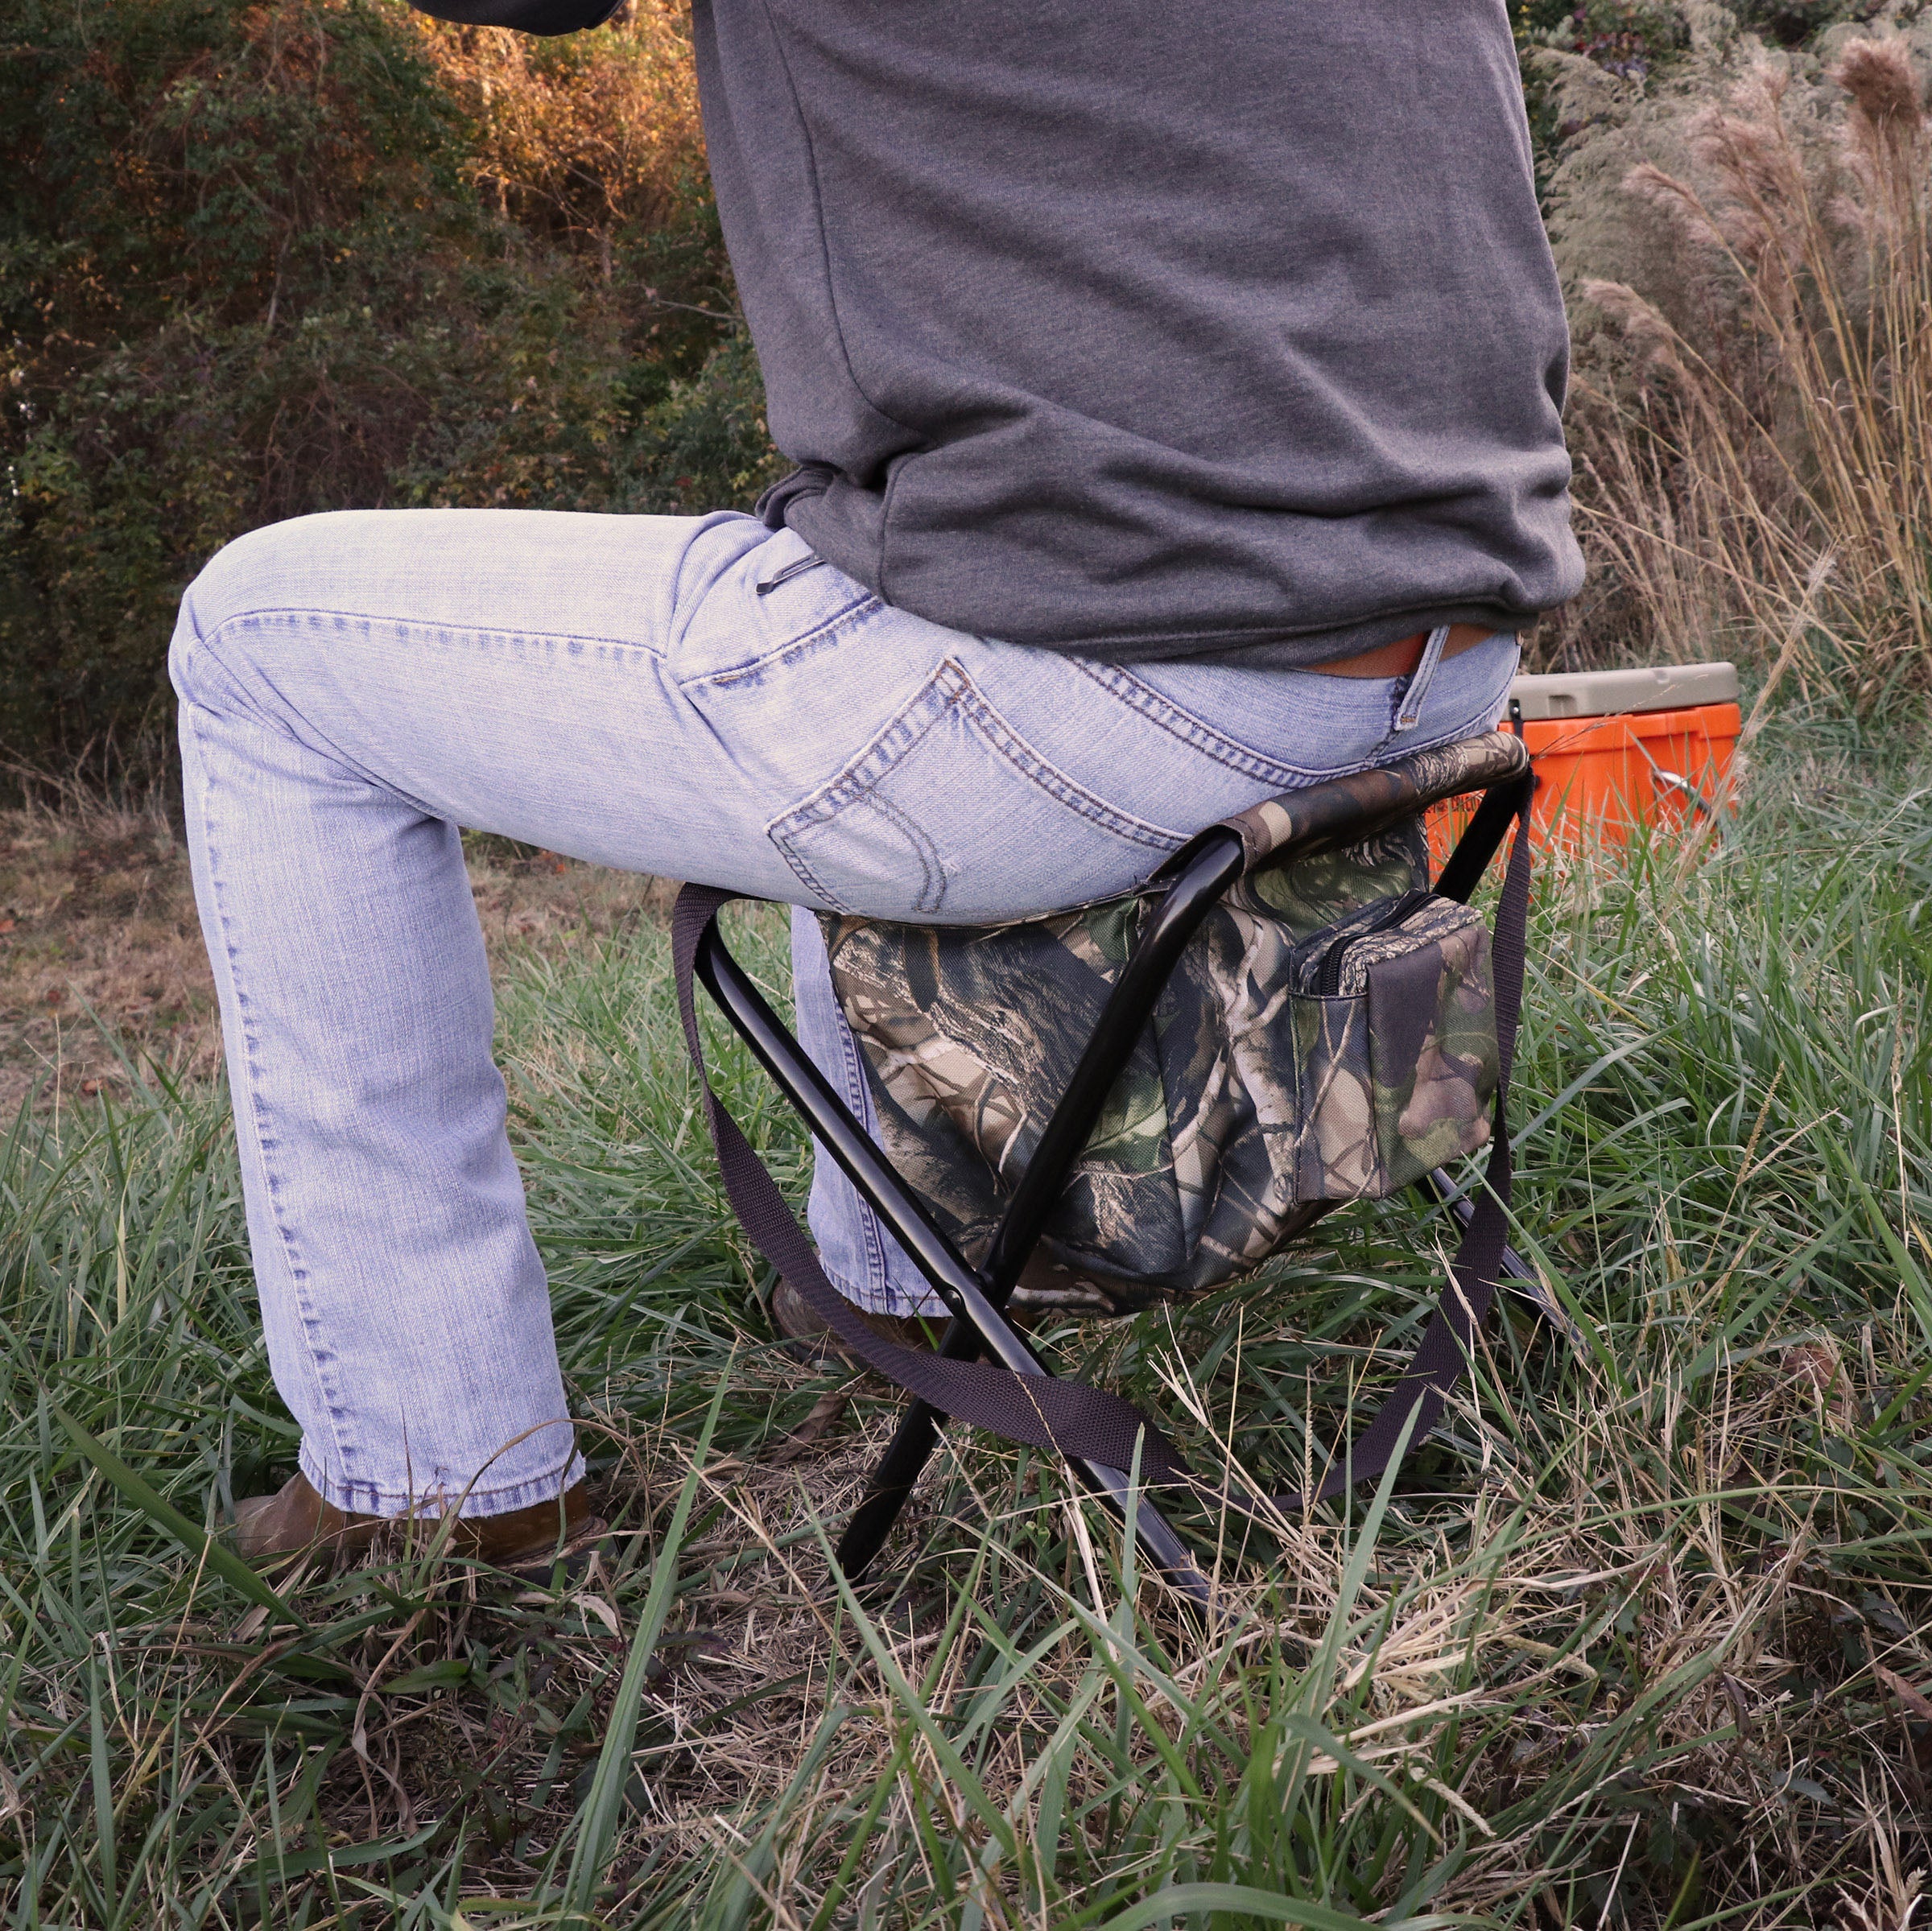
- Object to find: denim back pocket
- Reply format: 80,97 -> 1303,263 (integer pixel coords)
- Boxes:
767,656 -> 1184,921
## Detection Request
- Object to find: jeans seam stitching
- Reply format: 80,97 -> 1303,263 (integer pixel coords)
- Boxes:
944,663 -> 1187,851
819,1251 -> 941,1317
186,696 -> 357,1491
193,618 -> 454,819
768,660 -> 958,907
768,657 -> 1185,908
303,1446 -> 584,1518
775,840 -> 850,912
1370,690 -> 1518,763
803,914 -> 906,1310
207,607 -> 667,662
869,790 -> 947,912
677,591 -> 884,691
1072,660 -> 1334,786
774,789 -> 945,914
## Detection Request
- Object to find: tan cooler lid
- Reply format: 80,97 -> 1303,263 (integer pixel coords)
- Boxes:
1508,661 -> 1739,721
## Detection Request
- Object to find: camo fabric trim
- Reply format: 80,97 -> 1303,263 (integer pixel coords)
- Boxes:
1222,731 -> 1527,869
822,803 -> 1502,1316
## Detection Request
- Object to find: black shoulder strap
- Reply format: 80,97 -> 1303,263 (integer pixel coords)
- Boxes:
671,794 -> 1532,1514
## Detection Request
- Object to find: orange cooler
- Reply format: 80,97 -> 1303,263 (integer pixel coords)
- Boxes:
1428,661 -> 1741,862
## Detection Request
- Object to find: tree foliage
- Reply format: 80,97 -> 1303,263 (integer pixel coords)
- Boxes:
0,0 -> 780,761
14,0 -> 1905,765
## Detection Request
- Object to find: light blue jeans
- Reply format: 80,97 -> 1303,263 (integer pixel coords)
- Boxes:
170,506 -> 1517,1519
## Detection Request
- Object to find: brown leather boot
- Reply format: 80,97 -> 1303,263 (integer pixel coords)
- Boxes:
770,1277 -> 939,1370
229,1472 -> 600,1570
770,1277 -> 1044,1372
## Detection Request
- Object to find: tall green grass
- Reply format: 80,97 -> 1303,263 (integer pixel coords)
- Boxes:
2,728 -> 1930,1928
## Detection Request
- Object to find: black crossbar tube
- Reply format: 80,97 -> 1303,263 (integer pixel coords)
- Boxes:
984,828 -> 1249,1298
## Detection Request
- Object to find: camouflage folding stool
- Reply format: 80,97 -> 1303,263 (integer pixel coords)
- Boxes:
673,729 -> 1539,1604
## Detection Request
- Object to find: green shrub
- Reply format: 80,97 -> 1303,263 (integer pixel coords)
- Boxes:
0,0 -> 780,767
1519,0 -> 1691,83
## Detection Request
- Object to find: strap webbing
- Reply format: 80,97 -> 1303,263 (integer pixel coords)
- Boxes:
671,793 -> 1531,1514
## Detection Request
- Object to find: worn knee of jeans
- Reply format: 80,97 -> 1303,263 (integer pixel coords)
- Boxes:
169,519 -> 312,728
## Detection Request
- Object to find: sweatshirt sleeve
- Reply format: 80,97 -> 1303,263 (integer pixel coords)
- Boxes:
406,0 -> 621,36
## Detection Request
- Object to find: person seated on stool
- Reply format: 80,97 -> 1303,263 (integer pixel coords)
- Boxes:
171,0 -> 1583,1560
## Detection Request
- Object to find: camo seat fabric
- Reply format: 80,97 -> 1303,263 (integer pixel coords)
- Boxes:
820,732 -> 1523,1314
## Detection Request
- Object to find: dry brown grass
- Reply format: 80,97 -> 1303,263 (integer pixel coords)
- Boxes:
1546,23 -> 1932,708
0,780 -> 217,1120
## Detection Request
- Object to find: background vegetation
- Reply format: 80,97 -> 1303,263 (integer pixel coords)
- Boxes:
4,0 -> 1929,762
1530,2 -> 1932,716
4,2 -> 1932,1925
0,0 -> 779,763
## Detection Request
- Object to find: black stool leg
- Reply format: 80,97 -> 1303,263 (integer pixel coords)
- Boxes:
696,928 -> 1214,1606
835,1355 -> 960,1578
838,832 -> 1253,1598
837,1368 -> 1206,1594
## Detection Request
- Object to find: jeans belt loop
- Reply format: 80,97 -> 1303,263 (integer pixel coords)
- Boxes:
1393,624 -> 1453,733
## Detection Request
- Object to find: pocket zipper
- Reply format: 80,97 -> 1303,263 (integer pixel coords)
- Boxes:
1310,889 -> 1435,996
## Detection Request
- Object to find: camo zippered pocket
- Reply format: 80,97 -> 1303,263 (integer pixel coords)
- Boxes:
1297,888 -> 1435,996
1289,895 -> 1499,1200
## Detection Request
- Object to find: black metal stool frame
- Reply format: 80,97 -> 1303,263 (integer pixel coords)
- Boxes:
686,741 -> 1535,1607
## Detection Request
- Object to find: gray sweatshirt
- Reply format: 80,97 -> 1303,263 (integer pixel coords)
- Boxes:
419,0 -> 1586,666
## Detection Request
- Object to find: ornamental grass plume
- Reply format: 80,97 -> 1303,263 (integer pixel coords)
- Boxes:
1571,33 -> 1931,713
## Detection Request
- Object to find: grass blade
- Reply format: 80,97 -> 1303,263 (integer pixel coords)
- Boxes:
1094,1881 -> 1451,1930
48,1399 -> 299,1624
558,1370 -> 729,1924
